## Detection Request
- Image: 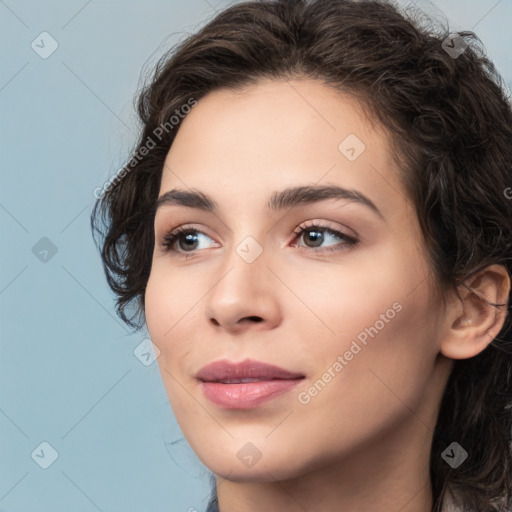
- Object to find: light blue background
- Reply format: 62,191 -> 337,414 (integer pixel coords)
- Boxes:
1,1 -> 511,511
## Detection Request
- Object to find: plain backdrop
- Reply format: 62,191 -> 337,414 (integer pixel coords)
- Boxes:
1,0 -> 511,511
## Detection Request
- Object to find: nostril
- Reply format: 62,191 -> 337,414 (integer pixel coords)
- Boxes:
209,316 -> 263,327
245,316 -> 263,323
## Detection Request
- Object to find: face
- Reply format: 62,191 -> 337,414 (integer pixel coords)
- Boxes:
145,77 -> 450,482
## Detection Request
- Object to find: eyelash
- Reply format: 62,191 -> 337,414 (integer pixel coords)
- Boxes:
160,222 -> 358,257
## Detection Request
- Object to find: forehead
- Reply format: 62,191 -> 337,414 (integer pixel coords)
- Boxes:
159,78 -> 409,220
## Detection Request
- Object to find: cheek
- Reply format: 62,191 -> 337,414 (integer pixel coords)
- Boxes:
144,264 -> 201,366
288,242 -> 437,379
289,291 -> 437,461
316,285 -> 436,415
145,267 -> 201,421
281,251 -> 405,342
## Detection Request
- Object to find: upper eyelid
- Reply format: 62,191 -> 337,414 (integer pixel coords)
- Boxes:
160,222 -> 355,251
160,220 -> 350,239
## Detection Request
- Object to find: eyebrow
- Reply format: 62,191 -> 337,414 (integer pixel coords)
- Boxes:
155,184 -> 385,220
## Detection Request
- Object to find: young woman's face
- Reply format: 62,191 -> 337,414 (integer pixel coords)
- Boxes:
145,78 -> 452,482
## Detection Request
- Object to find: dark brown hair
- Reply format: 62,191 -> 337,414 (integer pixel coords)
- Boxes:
91,1 -> 512,510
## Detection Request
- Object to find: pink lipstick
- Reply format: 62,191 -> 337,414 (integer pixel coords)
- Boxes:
197,358 -> 305,409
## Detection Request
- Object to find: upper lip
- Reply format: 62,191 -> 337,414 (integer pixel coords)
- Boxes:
197,358 -> 305,382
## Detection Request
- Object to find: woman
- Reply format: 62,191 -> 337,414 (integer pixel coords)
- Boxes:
91,1 -> 512,510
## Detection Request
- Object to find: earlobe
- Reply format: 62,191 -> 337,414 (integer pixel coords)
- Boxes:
440,264 -> 511,360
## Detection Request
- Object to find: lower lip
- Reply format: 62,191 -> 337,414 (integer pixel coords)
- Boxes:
200,379 -> 303,409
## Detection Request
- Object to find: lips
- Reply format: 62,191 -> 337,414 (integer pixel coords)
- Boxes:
196,358 -> 304,382
197,358 -> 305,409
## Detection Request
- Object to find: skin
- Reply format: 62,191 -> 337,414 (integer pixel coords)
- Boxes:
144,77 -> 510,512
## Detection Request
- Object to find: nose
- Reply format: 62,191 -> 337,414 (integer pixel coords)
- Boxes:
203,244 -> 282,334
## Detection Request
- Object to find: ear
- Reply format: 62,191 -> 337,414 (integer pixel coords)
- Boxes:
440,264 -> 511,360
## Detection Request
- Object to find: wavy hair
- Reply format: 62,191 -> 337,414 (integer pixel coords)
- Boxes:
91,1 -> 512,510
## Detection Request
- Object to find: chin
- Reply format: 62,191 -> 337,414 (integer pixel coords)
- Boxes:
195,443 -> 312,483
206,462 -> 300,483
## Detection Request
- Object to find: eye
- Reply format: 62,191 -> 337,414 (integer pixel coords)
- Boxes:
291,222 -> 358,252
159,221 -> 358,256
160,226 -> 216,254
